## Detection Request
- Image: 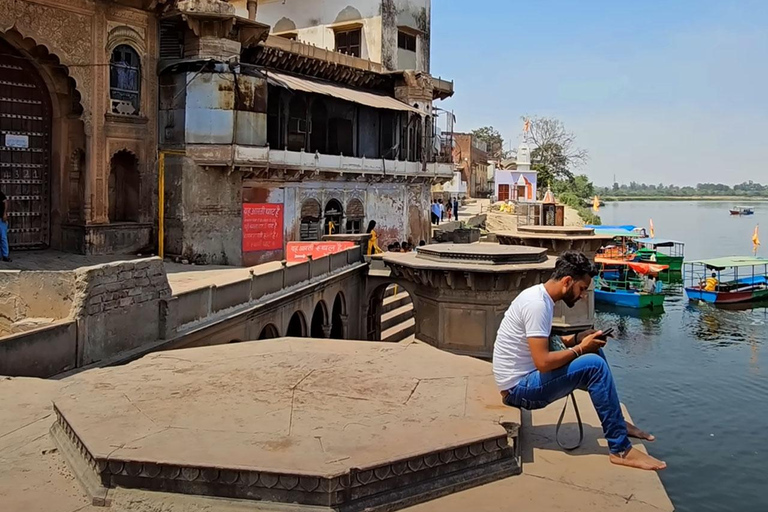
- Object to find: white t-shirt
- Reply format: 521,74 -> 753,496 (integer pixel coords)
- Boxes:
492,284 -> 555,391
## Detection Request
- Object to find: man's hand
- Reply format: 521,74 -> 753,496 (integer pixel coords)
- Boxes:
578,330 -> 607,354
576,329 -> 597,344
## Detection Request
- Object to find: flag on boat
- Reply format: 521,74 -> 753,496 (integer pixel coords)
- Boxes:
592,195 -> 600,212
649,218 -> 655,238
753,225 -> 760,255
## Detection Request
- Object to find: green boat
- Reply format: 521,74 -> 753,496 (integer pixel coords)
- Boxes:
633,238 -> 685,271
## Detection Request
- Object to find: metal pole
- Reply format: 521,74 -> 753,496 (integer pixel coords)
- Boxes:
158,151 -> 165,259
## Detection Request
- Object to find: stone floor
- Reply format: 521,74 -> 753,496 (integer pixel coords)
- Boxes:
0,338 -> 673,512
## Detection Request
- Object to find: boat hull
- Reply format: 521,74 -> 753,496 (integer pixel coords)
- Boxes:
595,289 -> 665,309
685,287 -> 768,304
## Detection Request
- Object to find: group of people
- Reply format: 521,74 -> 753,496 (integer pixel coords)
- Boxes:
431,197 -> 460,225
366,220 -> 426,256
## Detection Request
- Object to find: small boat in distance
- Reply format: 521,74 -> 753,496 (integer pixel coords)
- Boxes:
730,206 -> 755,216
684,257 -> 768,304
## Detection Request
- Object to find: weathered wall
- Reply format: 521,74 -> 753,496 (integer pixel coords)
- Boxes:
0,271 -> 76,335
242,0 -> 430,72
242,179 -> 432,264
71,258 -> 171,366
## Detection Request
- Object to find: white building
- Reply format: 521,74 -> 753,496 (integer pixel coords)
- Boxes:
494,142 -> 538,202
234,0 -> 432,73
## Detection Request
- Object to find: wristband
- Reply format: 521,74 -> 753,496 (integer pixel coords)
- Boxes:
568,347 -> 580,358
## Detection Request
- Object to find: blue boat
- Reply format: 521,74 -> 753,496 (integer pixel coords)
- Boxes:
594,259 -> 668,309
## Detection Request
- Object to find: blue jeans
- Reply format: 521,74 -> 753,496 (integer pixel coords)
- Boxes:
503,349 -> 631,454
0,219 -> 8,258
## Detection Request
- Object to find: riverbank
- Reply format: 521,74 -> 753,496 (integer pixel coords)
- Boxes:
603,196 -> 768,202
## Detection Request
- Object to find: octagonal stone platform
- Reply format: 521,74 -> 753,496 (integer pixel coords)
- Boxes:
51,338 -> 520,510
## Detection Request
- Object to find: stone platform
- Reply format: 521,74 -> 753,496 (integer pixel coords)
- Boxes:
51,338 -> 521,510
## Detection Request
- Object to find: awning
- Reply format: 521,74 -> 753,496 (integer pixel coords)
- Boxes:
266,70 -> 423,115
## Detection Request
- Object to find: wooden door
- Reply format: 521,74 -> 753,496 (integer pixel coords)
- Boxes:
0,39 -> 51,248
498,184 -> 510,202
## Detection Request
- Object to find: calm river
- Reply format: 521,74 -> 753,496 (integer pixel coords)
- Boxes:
597,201 -> 768,512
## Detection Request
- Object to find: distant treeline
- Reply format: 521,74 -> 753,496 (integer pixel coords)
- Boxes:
596,181 -> 768,197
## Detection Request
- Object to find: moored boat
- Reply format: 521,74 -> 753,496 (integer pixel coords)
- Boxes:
633,238 -> 685,271
729,206 -> 754,216
594,258 -> 668,309
684,257 -> 768,304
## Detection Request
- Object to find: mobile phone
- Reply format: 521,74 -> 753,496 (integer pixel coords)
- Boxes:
600,327 -> 615,338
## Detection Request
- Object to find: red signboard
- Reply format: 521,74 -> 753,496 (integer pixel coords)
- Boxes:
243,203 -> 283,252
286,241 -> 355,263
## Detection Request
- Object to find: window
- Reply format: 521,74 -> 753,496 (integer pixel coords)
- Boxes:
346,219 -> 362,234
110,45 -> 141,115
335,28 -> 361,57
398,31 -> 417,52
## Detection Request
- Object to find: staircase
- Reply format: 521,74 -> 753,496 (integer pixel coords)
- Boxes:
380,285 -> 415,342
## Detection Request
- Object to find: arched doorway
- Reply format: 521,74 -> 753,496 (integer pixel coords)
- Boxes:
258,324 -> 280,340
108,150 -> 140,222
311,301 -> 329,338
324,199 -> 342,236
300,198 -> 321,241
367,284 -> 414,342
0,38 -> 52,249
286,311 -> 306,337
345,198 -> 364,234
330,292 -> 346,339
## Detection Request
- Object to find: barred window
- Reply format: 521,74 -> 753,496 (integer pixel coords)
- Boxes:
110,45 -> 141,115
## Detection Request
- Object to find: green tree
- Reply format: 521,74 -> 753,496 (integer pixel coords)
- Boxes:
524,117 -> 588,189
471,126 -> 506,160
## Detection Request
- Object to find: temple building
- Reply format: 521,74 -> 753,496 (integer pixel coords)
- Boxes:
494,141 -> 538,202
0,0 -> 453,263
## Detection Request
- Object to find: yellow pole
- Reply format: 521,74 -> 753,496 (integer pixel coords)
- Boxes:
158,150 -> 186,260
158,152 -> 165,259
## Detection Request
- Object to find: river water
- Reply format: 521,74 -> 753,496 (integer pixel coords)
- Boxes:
597,201 -> 768,512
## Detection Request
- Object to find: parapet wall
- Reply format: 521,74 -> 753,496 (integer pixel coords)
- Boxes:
0,271 -> 76,336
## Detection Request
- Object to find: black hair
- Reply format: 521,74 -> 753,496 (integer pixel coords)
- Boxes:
711,272 -> 717,278
419,240 -> 426,246
551,251 -> 598,281
366,220 -> 376,233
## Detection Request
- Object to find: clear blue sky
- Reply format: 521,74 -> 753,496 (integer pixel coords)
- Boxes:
430,0 -> 768,187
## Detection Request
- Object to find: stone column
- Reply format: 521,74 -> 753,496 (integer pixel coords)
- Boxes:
339,314 -> 349,339
82,116 -> 93,224
322,324 -> 332,338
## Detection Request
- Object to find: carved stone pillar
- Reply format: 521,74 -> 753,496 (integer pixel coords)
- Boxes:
321,324 -> 332,339
247,0 -> 258,20
82,115 -> 94,224
339,314 -> 349,339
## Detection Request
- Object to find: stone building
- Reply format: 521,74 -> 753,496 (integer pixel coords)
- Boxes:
453,132 -> 490,198
0,0 -> 453,263
0,0 -> 159,255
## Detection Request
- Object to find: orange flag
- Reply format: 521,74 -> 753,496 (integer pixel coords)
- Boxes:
649,219 -> 655,238
753,225 -> 760,255
592,195 -> 600,212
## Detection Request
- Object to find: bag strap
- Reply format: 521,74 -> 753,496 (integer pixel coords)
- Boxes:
555,392 -> 584,451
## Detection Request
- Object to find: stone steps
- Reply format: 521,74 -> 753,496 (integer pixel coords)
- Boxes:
382,317 -> 416,343
382,289 -> 412,314
381,302 -> 414,332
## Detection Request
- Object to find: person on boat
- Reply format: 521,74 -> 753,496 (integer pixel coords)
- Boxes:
366,221 -> 382,255
493,251 -> 666,471
643,274 -> 657,294
704,272 -> 719,292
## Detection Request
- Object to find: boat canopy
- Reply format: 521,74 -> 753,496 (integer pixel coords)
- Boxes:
597,230 -> 644,239
587,225 -> 637,231
685,256 -> 768,271
636,238 -> 684,247
596,257 -> 669,274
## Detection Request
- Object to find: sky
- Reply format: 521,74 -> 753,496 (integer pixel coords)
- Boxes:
430,0 -> 768,187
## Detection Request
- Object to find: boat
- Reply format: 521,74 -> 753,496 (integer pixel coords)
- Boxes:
729,206 -> 754,216
594,258 -> 668,309
633,238 -> 685,271
684,257 -> 768,304
595,229 -> 644,261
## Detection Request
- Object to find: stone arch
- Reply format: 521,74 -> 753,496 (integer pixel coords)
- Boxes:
311,300 -> 329,338
335,6 -> 363,23
286,311 -> 307,337
365,282 -> 415,342
324,198 -> 343,236
330,292 -> 347,339
273,17 -> 297,34
108,150 -> 140,222
258,324 -> 280,340
107,26 -> 147,55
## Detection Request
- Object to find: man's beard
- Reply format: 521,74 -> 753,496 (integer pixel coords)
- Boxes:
563,285 -> 581,308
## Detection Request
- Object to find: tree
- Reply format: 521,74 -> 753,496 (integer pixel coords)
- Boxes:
524,116 -> 588,189
471,126 -> 506,160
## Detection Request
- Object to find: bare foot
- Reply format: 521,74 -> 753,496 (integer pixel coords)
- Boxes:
610,447 -> 667,471
626,422 -> 656,442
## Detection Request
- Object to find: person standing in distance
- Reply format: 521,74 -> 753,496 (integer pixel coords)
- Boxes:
493,251 -> 665,471
0,188 -> 10,262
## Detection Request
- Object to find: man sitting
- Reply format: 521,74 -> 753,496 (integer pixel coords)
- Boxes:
704,272 -> 719,292
493,251 -> 666,471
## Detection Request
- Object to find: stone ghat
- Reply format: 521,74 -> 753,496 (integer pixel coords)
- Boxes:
51,338 -> 521,511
